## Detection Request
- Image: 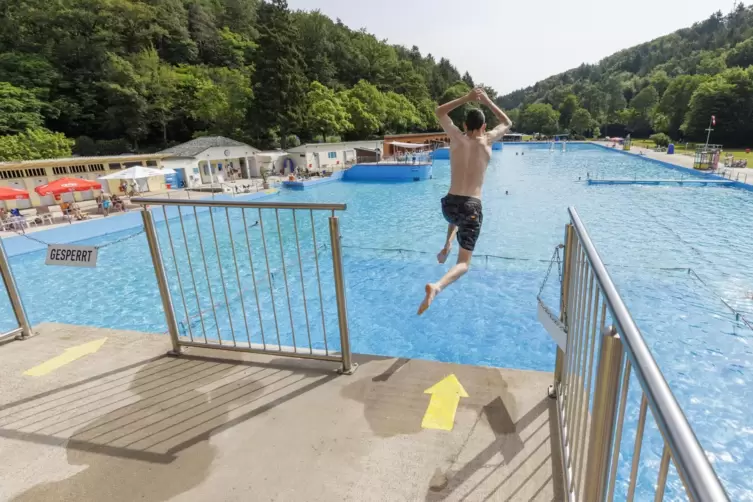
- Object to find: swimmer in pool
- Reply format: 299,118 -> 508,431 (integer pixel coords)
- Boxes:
418,87 -> 512,315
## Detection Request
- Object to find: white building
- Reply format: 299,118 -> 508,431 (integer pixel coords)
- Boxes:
158,136 -> 260,188
286,140 -> 383,172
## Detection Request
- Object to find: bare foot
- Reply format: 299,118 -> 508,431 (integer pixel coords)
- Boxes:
437,246 -> 451,264
418,283 -> 440,315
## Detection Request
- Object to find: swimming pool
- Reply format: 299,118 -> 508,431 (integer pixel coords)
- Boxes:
2,143 -> 752,499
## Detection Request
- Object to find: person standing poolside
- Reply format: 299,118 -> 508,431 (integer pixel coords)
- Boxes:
418,87 -> 512,315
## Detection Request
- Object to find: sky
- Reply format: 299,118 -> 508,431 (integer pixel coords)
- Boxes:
287,0 -> 739,96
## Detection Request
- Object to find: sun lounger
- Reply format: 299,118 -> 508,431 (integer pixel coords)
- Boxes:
47,205 -> 71,223
77,200 -> 99,213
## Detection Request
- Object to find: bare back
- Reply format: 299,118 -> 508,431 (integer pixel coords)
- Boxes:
439,115 -> 509,199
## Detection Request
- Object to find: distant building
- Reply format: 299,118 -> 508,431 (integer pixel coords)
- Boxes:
286,140 -> 383,172
158,136 -> 260,188
0,153 -> 169,209
382,132 -> 447,157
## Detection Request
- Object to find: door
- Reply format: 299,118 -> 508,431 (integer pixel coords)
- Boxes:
7,180 -> 31,209
29,177 -> 54,206
79,173 -> 96,200
174,168 -> 186,188
313,153 -> 320,171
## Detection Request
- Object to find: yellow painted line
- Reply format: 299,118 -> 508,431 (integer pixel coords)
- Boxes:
24,338 -> 107,377
422,374 -> 468,431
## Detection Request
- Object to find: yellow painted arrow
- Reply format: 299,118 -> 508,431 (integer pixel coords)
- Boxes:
24,338 -> 107,377
422,374 -> 468,431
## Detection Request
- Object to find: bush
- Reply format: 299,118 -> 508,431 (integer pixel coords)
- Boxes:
650,133 -> 671,147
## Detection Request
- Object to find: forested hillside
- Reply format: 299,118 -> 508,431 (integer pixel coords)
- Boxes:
0,0 -> 490,159
499,3 -> 753,145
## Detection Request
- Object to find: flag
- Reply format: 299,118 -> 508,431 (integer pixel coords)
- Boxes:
711,115 -> 716,126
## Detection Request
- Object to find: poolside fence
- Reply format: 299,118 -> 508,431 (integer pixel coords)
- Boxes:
0,238 -> 32,343
554,207 -> 728,501
132,197 -> 356,375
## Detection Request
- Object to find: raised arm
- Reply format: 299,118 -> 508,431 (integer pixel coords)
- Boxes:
435,88 -> 482,140
480,91 -> 513,142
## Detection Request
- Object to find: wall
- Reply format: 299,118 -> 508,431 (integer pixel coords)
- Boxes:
0,159 -> 169,209
432,147 -> 450,160
162,158 -> 200,188
343,163 -> 432,182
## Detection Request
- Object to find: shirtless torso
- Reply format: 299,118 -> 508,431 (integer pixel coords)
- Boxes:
417,87 -> 512,315
446,127 -> 493,199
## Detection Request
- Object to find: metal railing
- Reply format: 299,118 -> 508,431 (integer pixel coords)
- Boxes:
553,207 -> 728,501
132,197 -> 356,374
0,239 -> 32,343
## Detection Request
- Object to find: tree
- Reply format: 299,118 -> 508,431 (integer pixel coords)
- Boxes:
726,37 -> 753,68
649,70 -> 671,97
0,128 -> 74,161
305,81 -> 352,138
383,91 -> 422,133
519,103 -> 560,135
569,108 -> 593,136
651,113 -> 670,134
559,94 -> 579,130
340,84 -> 383,138
461,71 -> 474,88
658,75 -> 706,137
440,81 -> 473,128
683,68 -> 753,144
650,133 -> 670,147
627,85 -> 659,135
252,0 -> 308,149
0,82 -> 45,134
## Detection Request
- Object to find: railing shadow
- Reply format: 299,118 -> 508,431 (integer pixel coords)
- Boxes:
0,353 -> 337,464
426,395 -> 564,501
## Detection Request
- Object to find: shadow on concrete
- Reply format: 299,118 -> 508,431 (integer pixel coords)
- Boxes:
426,395 -> 564,501
0,352 -> 336,460
6,353 -> 338,501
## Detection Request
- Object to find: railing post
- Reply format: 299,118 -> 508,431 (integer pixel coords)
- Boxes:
0,239 -> 32,340
584,325 -> 624,502
551,224 -> 575,397
142,209 -> 182,355
328,215 -> 356,374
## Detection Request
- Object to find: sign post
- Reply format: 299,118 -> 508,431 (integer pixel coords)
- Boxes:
705,115 -> 716,148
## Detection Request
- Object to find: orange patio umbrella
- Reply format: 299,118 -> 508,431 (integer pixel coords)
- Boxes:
35,177 -> 101,196
0,186 -> 30,201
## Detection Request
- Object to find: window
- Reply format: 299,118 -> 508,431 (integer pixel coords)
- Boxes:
146,160 -> 158,167
52,166 -> 68,175
87,164 -> 105,172
108,163 -> 122,170
327,152 -> 337,159
69,165 -> 87,174
0,169 -> 23,180
24,168 -> 45,177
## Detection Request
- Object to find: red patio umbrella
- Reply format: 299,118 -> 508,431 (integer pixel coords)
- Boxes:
0,186 -> 30,201
35,177 -> 101,196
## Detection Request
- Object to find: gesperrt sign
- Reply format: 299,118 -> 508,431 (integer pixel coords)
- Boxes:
45,245 -> 98,268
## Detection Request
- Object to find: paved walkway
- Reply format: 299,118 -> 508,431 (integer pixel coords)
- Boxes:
0,324 -> 562,501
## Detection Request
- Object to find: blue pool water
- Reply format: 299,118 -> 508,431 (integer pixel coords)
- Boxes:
2,143 -> 753,499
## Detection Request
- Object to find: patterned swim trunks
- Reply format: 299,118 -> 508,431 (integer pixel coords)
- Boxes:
441,194 -> 483,251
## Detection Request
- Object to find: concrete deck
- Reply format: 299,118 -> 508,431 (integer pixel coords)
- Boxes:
0,323 -> 562,502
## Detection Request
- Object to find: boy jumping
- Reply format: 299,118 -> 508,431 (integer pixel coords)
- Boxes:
418,87 -> 512,315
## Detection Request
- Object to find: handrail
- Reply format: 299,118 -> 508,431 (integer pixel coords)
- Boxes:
131,197 -> 346,211
568,207 -> 728,501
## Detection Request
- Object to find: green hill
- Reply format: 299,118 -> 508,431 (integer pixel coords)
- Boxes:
0,0 -> 487,159
497,4 -> 753,146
